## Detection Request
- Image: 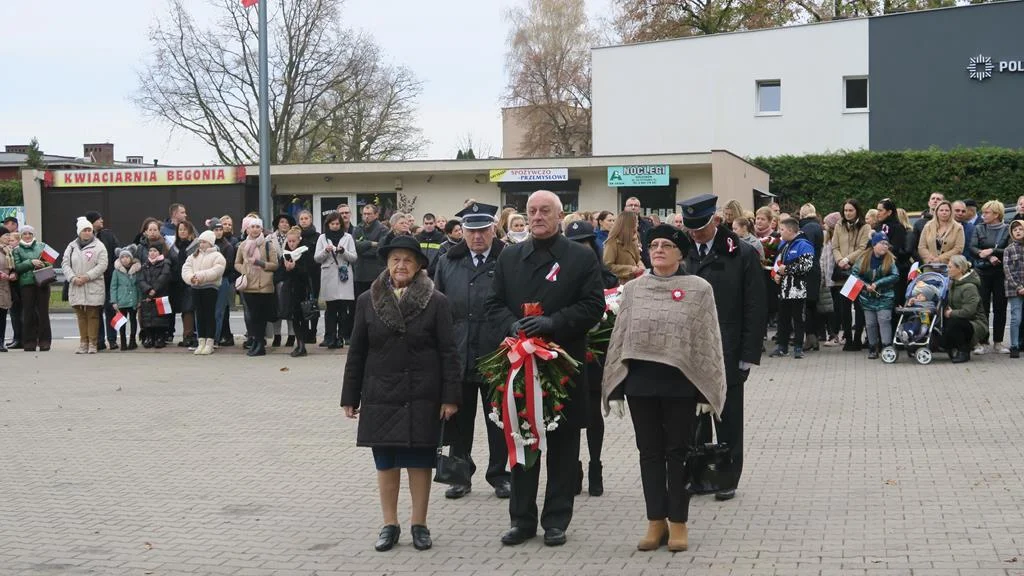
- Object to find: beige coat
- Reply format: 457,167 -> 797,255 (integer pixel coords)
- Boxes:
182,246 -> 227,289
0,246 -> 13,310
602,238 -> 642,284
918,219 -> 965,264
831,222 -> 872,266
234,236 -> 279,294
601,273 -> 727,415
62,237 -> 109,307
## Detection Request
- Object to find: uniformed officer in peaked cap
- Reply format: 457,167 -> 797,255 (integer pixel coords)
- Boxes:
679,193 -> 766,501
433,202 -> 512,501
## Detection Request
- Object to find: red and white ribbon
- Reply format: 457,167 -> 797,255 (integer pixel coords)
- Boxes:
545,263 -> 560,282
500,336 -> 559,467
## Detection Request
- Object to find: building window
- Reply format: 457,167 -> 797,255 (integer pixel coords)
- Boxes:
756,80 -> 781,115
844,77 -> 868,111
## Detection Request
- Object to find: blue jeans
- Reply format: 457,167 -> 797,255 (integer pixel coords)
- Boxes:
1009,296 -> 1022,349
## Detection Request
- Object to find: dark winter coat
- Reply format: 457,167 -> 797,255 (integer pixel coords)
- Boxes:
948,270 -> 989,347
484,234 -> 605,428
353,220 -> 387,284
799,217 -> 824,302
876,214 -> 910,269
684,225 -> 767,388
137,257 -> 172,329
216,237 -> 238,282
168,238 -> 194,313
340,270 -> 461,448
282,249 -> 313,306
415,229 -> 446,269
433,238 -> 505,381
95,228 -> 119,283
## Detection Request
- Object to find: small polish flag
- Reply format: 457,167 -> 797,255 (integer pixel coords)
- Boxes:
41,244 -> 59,264
110,312 -> 128,331
155,296 -> 173,316
840,275 -> 865,301
908,261 -> 921,281
241,0 -> 258,6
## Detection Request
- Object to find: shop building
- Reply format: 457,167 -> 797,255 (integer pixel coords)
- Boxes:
591,1 -> 1024,158
21,151 -> 766,242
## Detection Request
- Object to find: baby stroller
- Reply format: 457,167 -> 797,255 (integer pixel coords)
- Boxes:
884,263 -> 949,365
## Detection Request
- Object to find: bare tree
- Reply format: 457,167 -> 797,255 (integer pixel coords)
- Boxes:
135,0 -> 425,164
504,0 -> 596,157
454,133 -> 493,159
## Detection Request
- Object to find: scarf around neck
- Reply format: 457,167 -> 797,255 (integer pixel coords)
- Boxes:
324,227 -> 345,245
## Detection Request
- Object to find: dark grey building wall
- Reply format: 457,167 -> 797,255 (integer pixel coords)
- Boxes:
869,1 -> 1024,151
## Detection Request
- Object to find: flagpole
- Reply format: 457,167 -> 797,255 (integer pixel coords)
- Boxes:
257,0 -> 271,225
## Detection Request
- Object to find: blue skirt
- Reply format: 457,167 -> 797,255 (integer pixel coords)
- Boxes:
372,447 -> 436,471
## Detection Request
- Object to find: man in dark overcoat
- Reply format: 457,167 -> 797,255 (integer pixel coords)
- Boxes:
433,202 -> 510,501
353,204 -> 387,299
681,194 -> 766,501
485,190 -> 605,547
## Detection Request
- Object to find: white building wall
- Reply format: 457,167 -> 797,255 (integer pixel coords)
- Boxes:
592,19 -> 870,158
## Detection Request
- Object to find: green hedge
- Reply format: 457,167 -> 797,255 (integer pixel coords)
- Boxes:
749,148 -> 1024,213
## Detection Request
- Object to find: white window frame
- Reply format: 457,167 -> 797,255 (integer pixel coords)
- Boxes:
755,80 -> 782,116
843,76 -> 869,114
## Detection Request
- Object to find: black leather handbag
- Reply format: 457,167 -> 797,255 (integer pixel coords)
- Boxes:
685,408 -> 733,495
299,295 -> 320,322
433,420 -> 472,486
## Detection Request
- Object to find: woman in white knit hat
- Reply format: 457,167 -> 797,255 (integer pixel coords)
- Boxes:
62,216 -> 109,354
182,230 -> 226,355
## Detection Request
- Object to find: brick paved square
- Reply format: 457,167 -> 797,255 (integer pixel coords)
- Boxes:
2,341 -> 1023,575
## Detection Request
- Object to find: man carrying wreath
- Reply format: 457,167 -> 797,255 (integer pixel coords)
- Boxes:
485,190 -> 605,547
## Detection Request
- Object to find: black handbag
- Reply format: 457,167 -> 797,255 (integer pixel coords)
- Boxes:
299,295 -> 320,321
831,266 -> 851,283
684,407 -> 733,495
433,420 -> 472,486
34,266 -> 57,287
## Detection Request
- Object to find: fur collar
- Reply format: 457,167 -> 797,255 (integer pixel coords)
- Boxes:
115,260 -> 141,275
370,270 -> 434,333
446,237 -> 505,260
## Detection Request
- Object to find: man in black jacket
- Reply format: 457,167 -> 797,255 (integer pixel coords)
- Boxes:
353,204 -> 387,299
415,213 -> 446,270
798,204 -> 824,350
434,203 -> 510,501
85,211 -> 120,351
486,190 -> 605,547
681,194 -> 766,502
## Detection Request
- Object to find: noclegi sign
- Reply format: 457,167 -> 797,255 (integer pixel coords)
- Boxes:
967,54 -> 1024,82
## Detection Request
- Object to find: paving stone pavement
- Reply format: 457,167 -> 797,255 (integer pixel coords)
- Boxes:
2,341 -> 1024,576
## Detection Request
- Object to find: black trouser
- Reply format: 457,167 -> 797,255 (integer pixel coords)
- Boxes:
776,298 -> 805,350
118,308 -> 137,343
892,265 -> 909,334
978,269 -> 1007,344
289,293 -> 307,343
717,372 -> 745,490
20,284 -> 51,348
193,287 -> 219,339
98,278 -> 117,345
324,300 -> 353,344
8,281 -> 21,342
804,300 -> 819,341
509,424 -> 581,532
943,316 -> 975,352
836,287 -> 865,342
627,395 -> 696,523
453,378 -> 510,488
763,269 -> 779,326
243,292 -> 275,340
0,308 -> 6,343
585,381 -> 605,464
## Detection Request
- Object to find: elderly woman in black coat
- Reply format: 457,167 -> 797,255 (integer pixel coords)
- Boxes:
341,235 -> 461,553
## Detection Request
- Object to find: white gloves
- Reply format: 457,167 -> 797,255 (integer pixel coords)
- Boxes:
608,400 -> 626,419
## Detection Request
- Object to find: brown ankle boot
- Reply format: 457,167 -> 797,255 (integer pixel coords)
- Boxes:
637,519 -> 668,551
667,521 -> 688,552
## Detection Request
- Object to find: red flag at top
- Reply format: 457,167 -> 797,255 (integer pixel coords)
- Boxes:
241,0 -> 258,7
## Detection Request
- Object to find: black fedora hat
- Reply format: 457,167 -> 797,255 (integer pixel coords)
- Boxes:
378,234 -> 429,269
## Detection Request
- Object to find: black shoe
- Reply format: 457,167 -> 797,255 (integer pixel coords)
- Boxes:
164,334 -> 175,344
154,338 -> 166,349
272,334 -> 282,348
501,527 -> 536,546
128,338 -> 138,350
952,349 -> 971,364
290,342 -> 307,357
284,335 -> 294,348
588,461 -> 604,497
374,525 -> 400,552
1011,347 -> 1020,359
318,339 -> 330,348
410,525 -> 432,551
543,528 -> 567,546
867,346 -> 879,360
445,485 -> 471,499
715,489 -> 736,501
327,339 -> 344,350
769,347 -> 787,358
494,479 -> 511,499
97,341 -> 107,351
575,461 -> 583,496
217,336 -> 234,347
142,338 -> 154,349
120,339 -> 128,351
842,340 -> 861,352
7,340 -> 22,350
247,339 -> 266,357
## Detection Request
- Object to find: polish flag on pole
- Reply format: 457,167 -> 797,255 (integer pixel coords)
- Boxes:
907,261 -> 921,282
840,275 -> 865,301
41,244 -> 60,264
110,312 -> 128,331
155,296 -> 173,316
241,0 -> 258,6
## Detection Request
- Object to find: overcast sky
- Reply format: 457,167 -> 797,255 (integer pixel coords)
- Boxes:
0,0 -> 613,166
